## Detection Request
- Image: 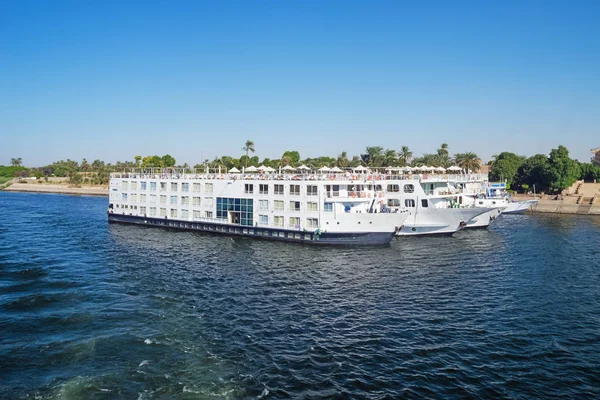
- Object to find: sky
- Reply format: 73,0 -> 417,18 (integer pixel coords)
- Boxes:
1,0 -> 599,166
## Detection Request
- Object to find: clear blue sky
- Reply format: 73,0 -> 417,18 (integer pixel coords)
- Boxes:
1,0 -> 599,166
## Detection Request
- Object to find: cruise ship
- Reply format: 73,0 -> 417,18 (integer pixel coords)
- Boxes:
108,168 -> 409,246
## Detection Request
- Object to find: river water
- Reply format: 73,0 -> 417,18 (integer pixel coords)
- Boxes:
1,192 -> 599,399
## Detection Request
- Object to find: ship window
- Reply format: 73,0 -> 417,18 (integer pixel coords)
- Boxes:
205,197 -> 214,207
170,209 -> 177,218
273,216 -> 284,227
387,199 -> 400,207
160,195 -> 167,204
307,202 -> 318,212
259,215 -> 268,225
421,199 -> 428,208
307,185 -> 318,196
324,202 -> 333,212
387,184 -> 400,192
141,182 -> 147,190
160,182 -> 167,191
193,197 -> 201,206
289,201 -> 300,212
122,193 -> 128,201
193,210 -> 201,219
192,183 -> 201,192
405,199 -> 416,207
121,181 -> 128,191
274,200 -> 284,210
290,185 -> 300,196
130,194 -> 138,203
181,196 -> 189,205
150,182 -> 157,191
205,183 -> 213,193
259,200 -> 269,210
289,217 -> 300,228
150,207 -> 157,217
307,218 -> 318,228
171,182 -> 178,191
274,184 -> 284,195
259,184 -> 268,194
181,209 -> 189,219
130,181 -> 137,190
170,195 -> 177,205
160,208 -> 167,217
140,194 -> 147,203
403,184 -> 415,193
245,184 -> 254,194
205,211 -> 213,218
182,183 -> 189,192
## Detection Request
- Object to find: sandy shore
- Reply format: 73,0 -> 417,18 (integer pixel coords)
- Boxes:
2,182 -> 108,196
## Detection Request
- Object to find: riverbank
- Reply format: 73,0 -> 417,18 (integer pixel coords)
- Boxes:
2,182 -> 108,196
533,199 -> 600,215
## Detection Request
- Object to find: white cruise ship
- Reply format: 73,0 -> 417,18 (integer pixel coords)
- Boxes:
108,169 -> 409,246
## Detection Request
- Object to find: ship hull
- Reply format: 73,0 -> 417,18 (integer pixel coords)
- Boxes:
108,213 -> 395,246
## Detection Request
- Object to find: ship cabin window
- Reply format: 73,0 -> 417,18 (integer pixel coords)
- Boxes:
259,184 -> 268,194
259,200 -> 269,210
290,201 -> 301,212
170,195 -> 177,205
387,199 -> 400,207
307,185 -> 318,196
182,183 -> 189,192
122,193 -> 128,201
139,206 -> 146,215
130,181 -> 137,190
150,207 -> 157,216
140,194 -> 147,203
245,184 -> 254,194
307,218 -> 319,228
290,185 -> 300,196
160,182 -> 167,191
171,182 -> 178,192
289,217 -> 300,228
141,181 -> 147,190
405,199 -> 416,207
274,184 -> 284,195
205,211 -> 213,218
160,195 -> 166,204
205,183 -> 213,194
181,209 -> 189,219
404,184 -> 415,193
273,216 -> 284,227
307,202 -> 318,212
170,209 -> 178,218
421,199 -> 429,208
274,200 -> 284,210
193,197 -> 201,206
326,185 -> 340,197
160,208 -> 167,217
192,183 -> 201,192
121,181 -> 128,191
193,210 -> 201,219
181,196 -> 189,205
150,182 -> 157,191
259,215 -> 269,225
205,197 -> 214,207
324,202 -> 333,212
387,184 -> 400,193
478,201 -> 484,205
374,185 -> 382,191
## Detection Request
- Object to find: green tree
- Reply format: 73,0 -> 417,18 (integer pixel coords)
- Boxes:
69,170 -> 83,185
242,140 -> 255,167
10,157 -> 23,167
545,145 -> 580,192
134,155 -> 142,167
579,163 -> 600,182
455,152 -> 481,172
81,158 -> 89,178
336,151 -> 349,168
361,146 -> 384,167
437,143 -> 449,157
383,149 -> 397,167
398,146 -> 413,167
489,152 -> 525,186
281,151 -> 300,166
515,154 -> 549,191
161,154 -> 176,167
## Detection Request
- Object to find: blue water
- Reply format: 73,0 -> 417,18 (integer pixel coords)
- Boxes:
1,192 -> 599,399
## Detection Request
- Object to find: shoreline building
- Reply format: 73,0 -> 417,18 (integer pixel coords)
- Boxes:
592,147 -> 600,166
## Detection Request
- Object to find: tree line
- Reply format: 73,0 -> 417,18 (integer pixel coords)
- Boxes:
3,141 -> 599,193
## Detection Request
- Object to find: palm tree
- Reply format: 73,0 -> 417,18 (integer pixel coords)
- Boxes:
383,149 -> 397,167
336,151 -> 349,168
241,140 -> 255,167
361,146 -> 384,167
398,146 -> 413,166
455,152 -> 481,172
10,157 -> 22,167
437,143 -> 449,157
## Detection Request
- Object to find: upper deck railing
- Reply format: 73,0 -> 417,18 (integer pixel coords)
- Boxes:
110,168 -> 488,184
